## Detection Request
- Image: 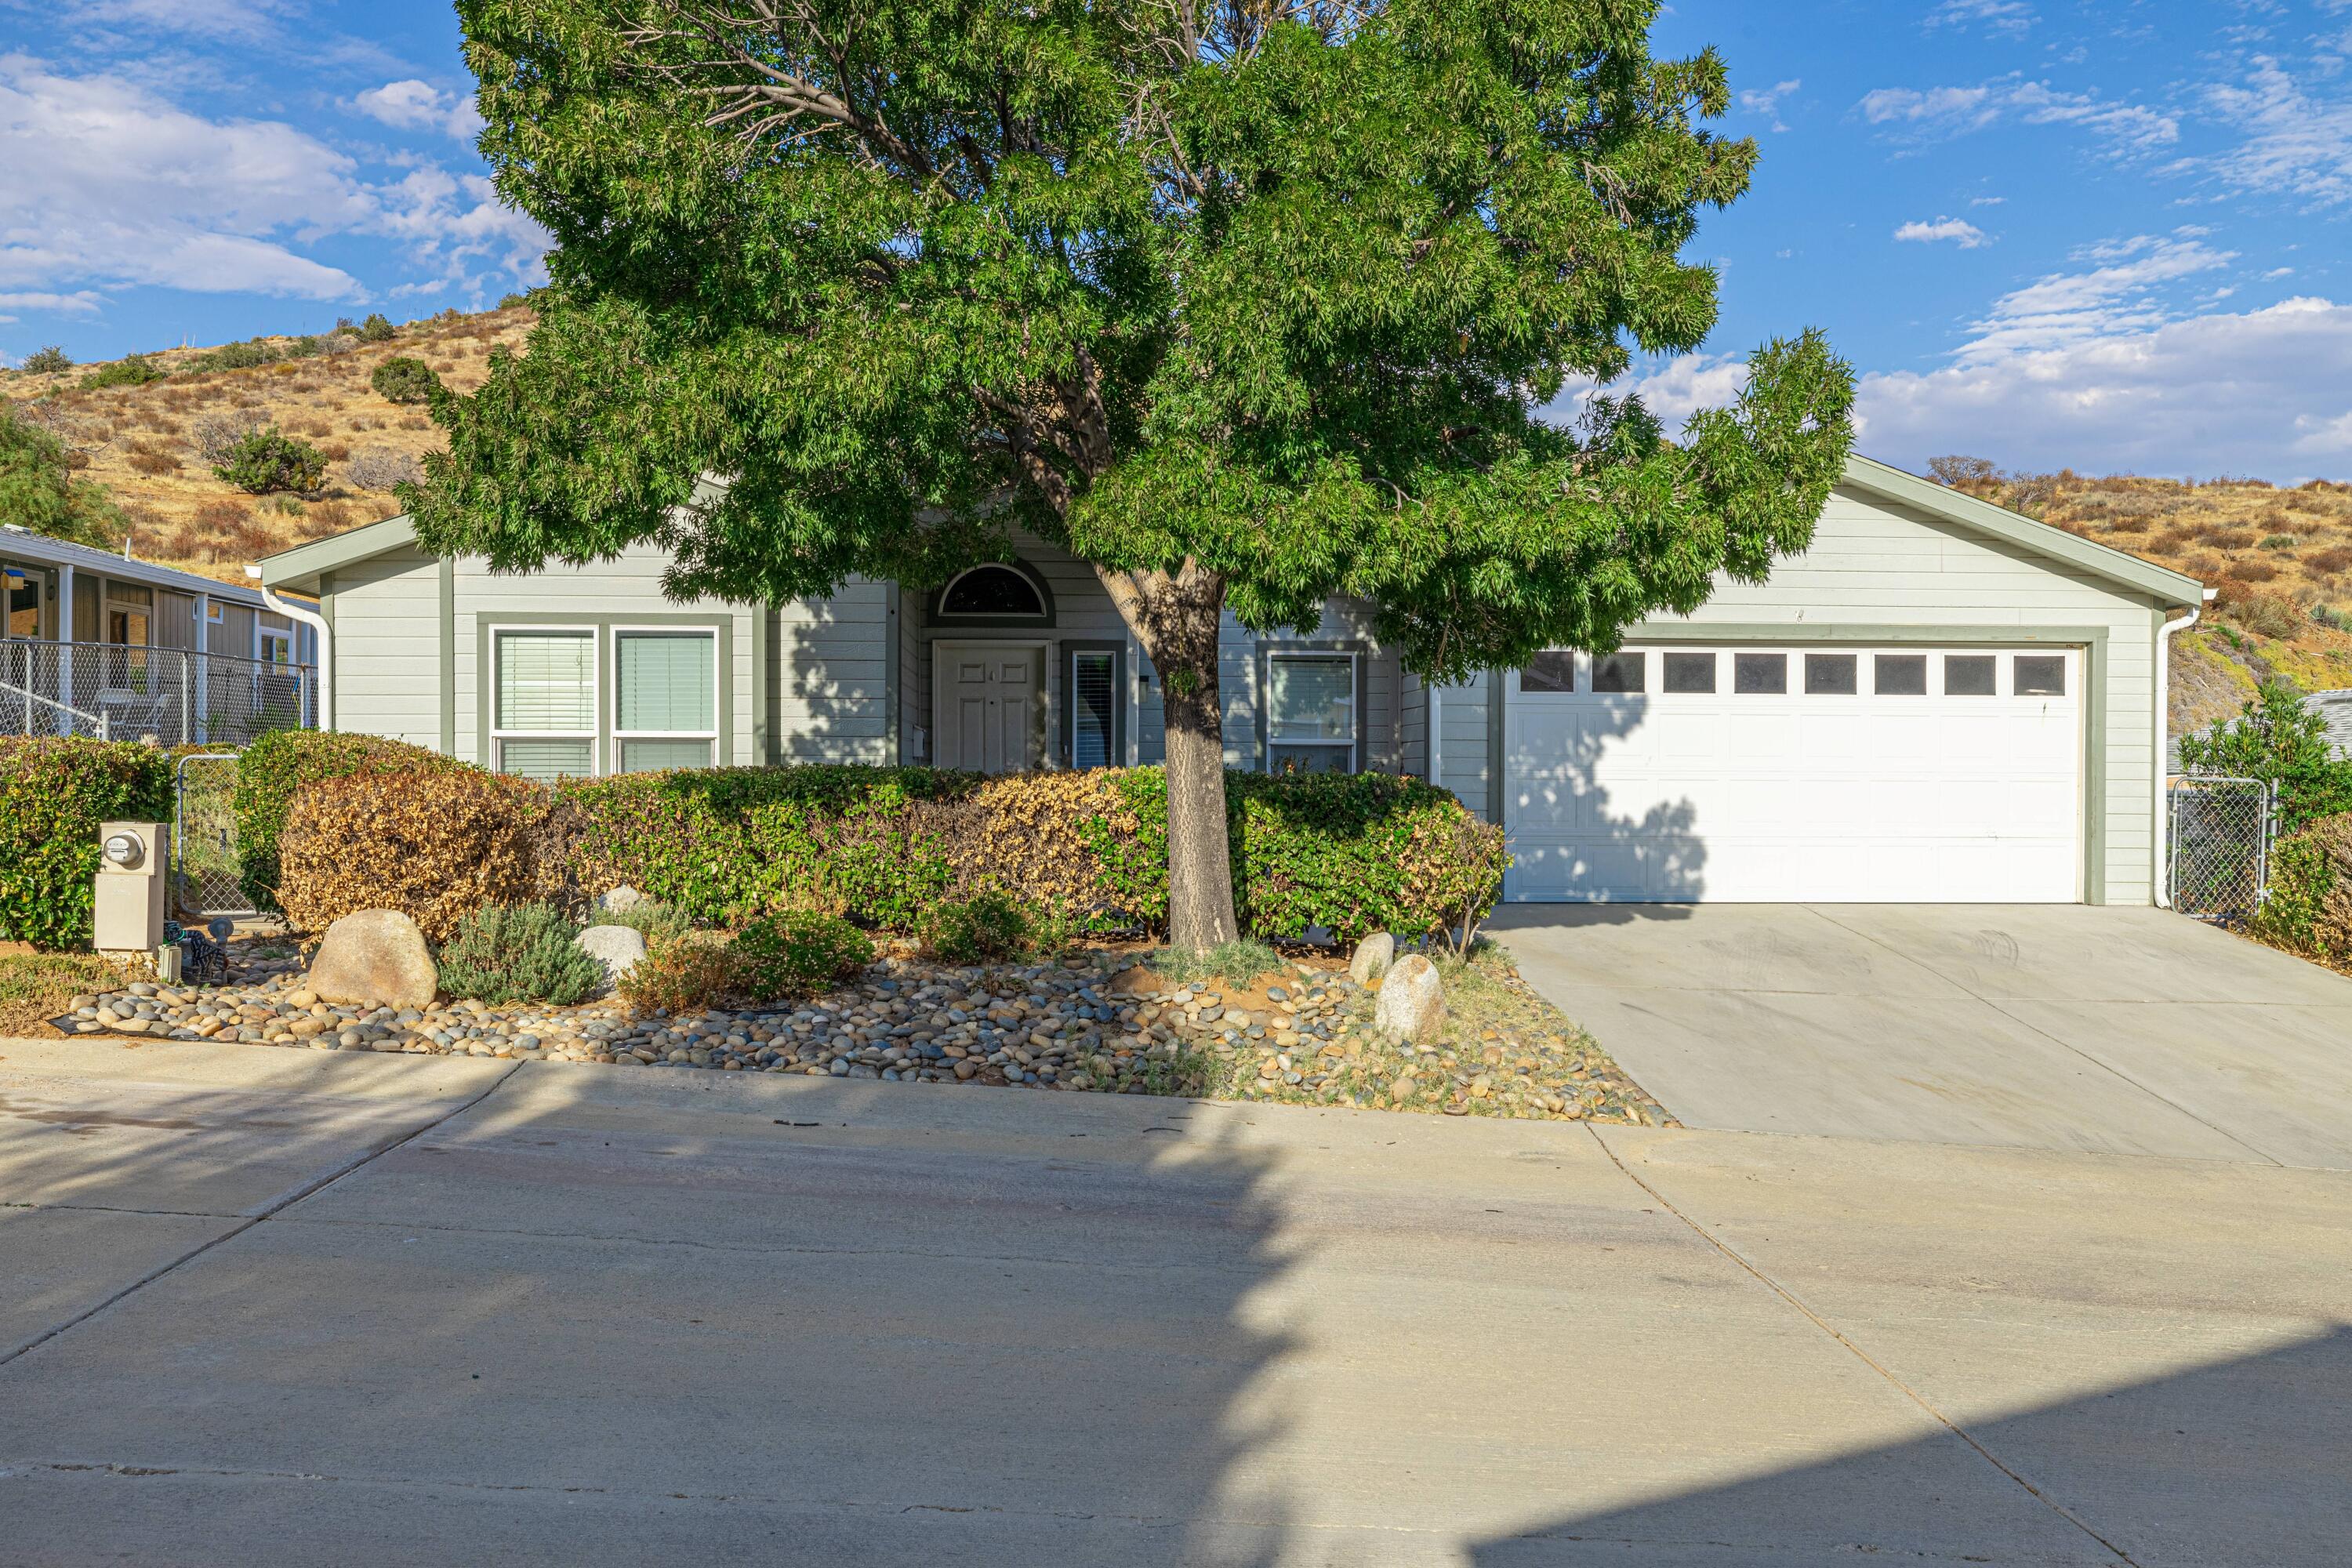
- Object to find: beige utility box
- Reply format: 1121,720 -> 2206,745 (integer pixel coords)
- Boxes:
94,821 -> 169,956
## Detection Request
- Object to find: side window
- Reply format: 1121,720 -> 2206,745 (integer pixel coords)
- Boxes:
493,628 -> 596,780
614,629 -> 718,772
1265,653 -> 1356,774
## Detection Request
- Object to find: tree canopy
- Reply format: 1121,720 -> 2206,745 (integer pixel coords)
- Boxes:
424,0 -> 1856,943
0,403 -> 124,550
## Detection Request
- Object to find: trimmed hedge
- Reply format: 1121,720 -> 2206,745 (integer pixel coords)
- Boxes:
241,746 -> 1509,946
2252,811 -> 2352,966
0,739 -> 175,949
278,767 -> 556,942
233,730 -> 469,911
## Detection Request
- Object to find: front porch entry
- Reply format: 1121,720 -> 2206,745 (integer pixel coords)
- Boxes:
932,641 -> 1046,773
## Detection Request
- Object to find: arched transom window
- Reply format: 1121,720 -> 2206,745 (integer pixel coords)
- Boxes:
938,564 -> 1048,619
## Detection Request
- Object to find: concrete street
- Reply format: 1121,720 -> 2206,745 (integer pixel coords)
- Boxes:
2,1032 -> 2347,1565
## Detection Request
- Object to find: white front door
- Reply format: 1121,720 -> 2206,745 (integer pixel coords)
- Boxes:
934,643 -> 1044,774
1503,644 -> 2085,902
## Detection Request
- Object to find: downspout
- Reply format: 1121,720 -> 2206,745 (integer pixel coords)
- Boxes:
248,567 -> 332,731
2151,595 -> 2209,908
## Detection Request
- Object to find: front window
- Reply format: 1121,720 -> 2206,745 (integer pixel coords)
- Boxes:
4,566 -> 42,638
494,628 -> 596,781
1266,652 -> 1356,774
614,629 -> 717,772
938,564 -> 1047,619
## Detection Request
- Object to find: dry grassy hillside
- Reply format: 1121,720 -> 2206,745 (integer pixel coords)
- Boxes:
2,306 -> 531,586
1933,463 -> 2352,732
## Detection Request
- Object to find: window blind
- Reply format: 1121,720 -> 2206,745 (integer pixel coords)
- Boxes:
620,738 -> 716,773
496,630 -> 593,731
616,630 -> 715,734
499,738 -> 593,782
1071,651 -> 1114,768
1267,655 -> 1352,741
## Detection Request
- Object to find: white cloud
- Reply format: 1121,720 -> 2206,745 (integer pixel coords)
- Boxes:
1895,216 -> 1991,248
1857,296 -> 2352,477
1928,0 -> 2035,35
1972,194 -> 2008,205
2183,56 -> 2352,204
1858,76 -> 2178,153
1738,78 -> 1802,133
354,78 -> 484,143
0,56 -> 543,307
49,0 -> 298,45
0,289 -> 102,313
1955,235 -> 2232,361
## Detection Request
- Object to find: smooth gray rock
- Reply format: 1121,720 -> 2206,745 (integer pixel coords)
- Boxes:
574,925 -> 649,985
1349,931 -> 1396,985
1372,953 -> 1446,1044
306,909 -> 437,1011
597,885 -> 645,915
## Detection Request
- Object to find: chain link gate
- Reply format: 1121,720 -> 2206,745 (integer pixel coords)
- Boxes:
2168,775 -> 2276,926
172,752 -> 252,920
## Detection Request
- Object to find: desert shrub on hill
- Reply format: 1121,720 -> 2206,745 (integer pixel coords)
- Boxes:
347,446 -> 423,492
370,356 -> 440,405
78,355 -> 163,390
213,426 -> 326,495
21,346 -> 70,373
357,313 -> 397,343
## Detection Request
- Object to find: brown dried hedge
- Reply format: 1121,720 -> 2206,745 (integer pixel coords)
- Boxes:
278,768 -> 557,942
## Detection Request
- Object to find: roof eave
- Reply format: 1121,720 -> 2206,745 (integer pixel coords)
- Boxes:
257,513 -> 418,591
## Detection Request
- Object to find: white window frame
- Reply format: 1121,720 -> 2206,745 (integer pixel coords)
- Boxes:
1264,649 -> 1359,775
611,624 -> 721,773
489,623 -> 601,779
936,563 -> 1049,620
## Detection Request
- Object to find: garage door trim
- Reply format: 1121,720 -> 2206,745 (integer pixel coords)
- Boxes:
1490,622 -> 2112,905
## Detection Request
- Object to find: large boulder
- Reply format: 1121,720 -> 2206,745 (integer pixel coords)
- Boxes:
1372,953 -> 1446,1044
306,909 -> 437,1011
574,924 -> 648,988
1348,932 -> 1396,985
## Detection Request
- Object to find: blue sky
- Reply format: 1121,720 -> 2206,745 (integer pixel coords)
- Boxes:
2,1 -> 2350,480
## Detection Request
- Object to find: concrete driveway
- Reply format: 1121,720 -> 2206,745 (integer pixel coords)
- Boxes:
1490,903 -> 2352,1166
2,1036 -> 2349,1565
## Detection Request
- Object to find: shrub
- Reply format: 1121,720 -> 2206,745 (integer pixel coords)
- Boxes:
213,426 -> 327,494
78,355 -> 164,390
187,339 -> 281,374
2177,682 -> 2352,833
22,346 -> 71,374
2308,546 -> 2352,575
278,767 -> 555,942
557,763 -> 1506,943
618,931 -> 737,1013
0,402 -> 125,549
729,911 -> 874,1002
499,292 -> 530,310
2252,813 -> 2352,966
2227,557 -> 2280,583
921,891 -> 1030,964
357,313 -> 397,343
232,730 -> 471,909
370,356 -> 440,405
435,902 -> 606,1005
124,446 -> 179,476
592,897 -> 691,946
0,739 -> 175,949
346,445 -> 424,492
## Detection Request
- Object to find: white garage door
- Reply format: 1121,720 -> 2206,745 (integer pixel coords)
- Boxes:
1503,644 -> 2084,903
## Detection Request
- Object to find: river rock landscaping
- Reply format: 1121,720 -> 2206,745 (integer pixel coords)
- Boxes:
48,934 -> 1671,1126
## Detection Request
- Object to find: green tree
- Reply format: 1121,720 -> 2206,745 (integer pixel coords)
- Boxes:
21,346 -> 71,374
422,0 -> 1855,948
213,426 -> 328,495
370,355 -> 442,405
0,404 -> 123,548
2177,681 -> 2352,832
356,313 -> 398,343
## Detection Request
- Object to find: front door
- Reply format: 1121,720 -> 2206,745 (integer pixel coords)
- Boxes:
934,643 -> 1044,774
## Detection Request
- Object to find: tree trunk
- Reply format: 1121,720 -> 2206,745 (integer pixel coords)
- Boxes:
1161,646 -> 1241,951
1096,561 -> 1241,951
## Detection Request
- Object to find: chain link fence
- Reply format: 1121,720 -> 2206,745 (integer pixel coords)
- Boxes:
172,752 -> 252,919
2167,775 -> 2276,926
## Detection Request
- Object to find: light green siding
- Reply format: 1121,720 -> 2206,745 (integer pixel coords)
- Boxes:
325,543 -> 441,749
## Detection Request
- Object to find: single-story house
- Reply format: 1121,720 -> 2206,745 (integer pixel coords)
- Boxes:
3,523 -> 318,745
255,454 -> 2205,907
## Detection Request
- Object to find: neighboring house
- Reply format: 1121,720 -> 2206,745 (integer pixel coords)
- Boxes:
2,524 -> 318,746
256,454 -> 2204,907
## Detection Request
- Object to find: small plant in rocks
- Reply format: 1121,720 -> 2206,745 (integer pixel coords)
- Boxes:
436,902 -> 605,1006
594,898 -> 692,946
1145,939 -> 1282,989
920,892 -> 1029,964
618,931 -> 737,1013
730,911 -> 874,1003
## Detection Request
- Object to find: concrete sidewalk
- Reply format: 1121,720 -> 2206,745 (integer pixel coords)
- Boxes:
1490,903 -> 2352,1165
2,1037 -> 2347,1564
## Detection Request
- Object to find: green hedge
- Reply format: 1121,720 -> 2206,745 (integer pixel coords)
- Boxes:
239,745 -> 1509,946
232,730 -> 470,911
0,739 -> 175,949
2252,811 -> 2352,965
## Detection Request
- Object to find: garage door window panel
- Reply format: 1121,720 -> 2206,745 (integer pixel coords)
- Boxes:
1592,652 -> 1645,693
1734,652 -> 1788,695
1945,655 -> 1998,696
2014,655 -> 2066,696
1875,654 -> 1928,695
1520,652 -> 1577,694
1266,653 -> 1356,774
1663,652 -> 1716,694
1805,654 -> 1859,695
